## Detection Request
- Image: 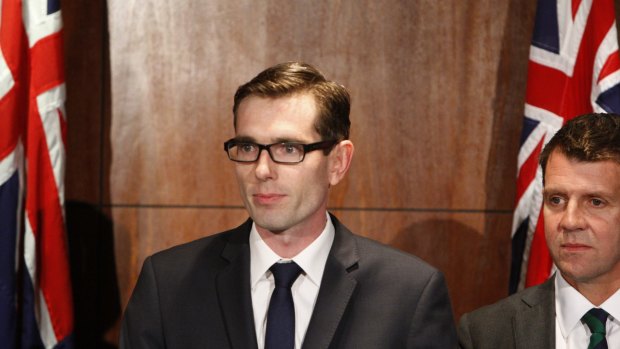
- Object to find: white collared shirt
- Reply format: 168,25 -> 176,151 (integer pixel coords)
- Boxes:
249,213 -> 335,349
555,274 -> 620,348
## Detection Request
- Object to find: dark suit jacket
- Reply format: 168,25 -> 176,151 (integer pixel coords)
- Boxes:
458,277 -> 555,349
120,214 -> 457,348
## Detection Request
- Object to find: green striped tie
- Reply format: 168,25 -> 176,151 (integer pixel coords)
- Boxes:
582,308 -> 609,349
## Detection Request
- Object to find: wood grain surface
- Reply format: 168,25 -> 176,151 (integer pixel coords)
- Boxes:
63,0 -> 544,346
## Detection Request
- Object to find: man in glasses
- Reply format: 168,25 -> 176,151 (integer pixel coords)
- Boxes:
120,62 -> 456,348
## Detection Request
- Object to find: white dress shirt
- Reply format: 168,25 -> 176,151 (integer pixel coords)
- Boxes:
249,213 -> 335,349
555,274 -> 620,348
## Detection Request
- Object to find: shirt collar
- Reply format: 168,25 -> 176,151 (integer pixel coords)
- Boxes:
249,212 -> 335,289
555,273 -> 620,338
293,213 -> 335,287
556,273 -> 594,339
599,287 -> 620,323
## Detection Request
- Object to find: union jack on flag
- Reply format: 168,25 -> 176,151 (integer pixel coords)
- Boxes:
0,0 -> 73,347
510,0 -> 620,293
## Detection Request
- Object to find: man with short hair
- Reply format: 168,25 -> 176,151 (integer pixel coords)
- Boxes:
120,62 -> 457,349
458,113 -> 620,349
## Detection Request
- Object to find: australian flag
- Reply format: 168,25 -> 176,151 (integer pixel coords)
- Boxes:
510,0 -> 620,293
0,0 -> 74,347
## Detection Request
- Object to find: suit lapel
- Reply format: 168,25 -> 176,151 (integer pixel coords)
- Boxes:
302,215 -> 358,349
513,277 -> 555,349
215,221 -> 259,349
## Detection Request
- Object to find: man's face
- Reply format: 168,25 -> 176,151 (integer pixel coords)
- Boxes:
544,150 -> 620,288
233,93 -> 339,236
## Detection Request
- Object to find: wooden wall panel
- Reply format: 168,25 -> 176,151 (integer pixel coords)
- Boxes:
63,0 -> 107,203
62,0 -> 547,346
106,0 -> 522,210
103,0 -> 537,332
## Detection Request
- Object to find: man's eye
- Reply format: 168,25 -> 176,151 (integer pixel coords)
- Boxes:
239,144 -> 256,153
548,196 -> 562,205
591,198 -> 604,207
282,143 -> 301,154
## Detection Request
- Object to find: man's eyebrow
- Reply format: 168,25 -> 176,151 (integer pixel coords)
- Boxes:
273,137 -> 305,143
231,136 -> 308,144
584,190 -> 614,198
543,187 -> 613,198
542,188 -> 559,196
232,136 -> 256,143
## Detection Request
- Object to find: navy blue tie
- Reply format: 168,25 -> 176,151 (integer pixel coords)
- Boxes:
265,262 -> 302,349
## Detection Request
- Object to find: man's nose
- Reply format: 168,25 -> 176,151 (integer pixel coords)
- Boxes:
559,201 -> 586,231
254,148 -> 276,180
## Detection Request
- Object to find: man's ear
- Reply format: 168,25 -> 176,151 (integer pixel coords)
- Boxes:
328,140 -> 354,186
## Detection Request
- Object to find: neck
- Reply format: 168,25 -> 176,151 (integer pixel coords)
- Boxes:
259,232 -> 320,258
257,216 -> 327,259
565,274 -> 620,306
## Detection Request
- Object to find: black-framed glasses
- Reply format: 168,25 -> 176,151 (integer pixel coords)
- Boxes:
224,139 -> 339,164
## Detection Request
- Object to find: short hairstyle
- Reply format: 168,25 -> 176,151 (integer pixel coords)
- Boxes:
539,113 -> 620,179
233,62 -> 351,141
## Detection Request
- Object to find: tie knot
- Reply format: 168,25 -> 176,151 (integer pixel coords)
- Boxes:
270,262 -> 302,288
582,308 -> 609,334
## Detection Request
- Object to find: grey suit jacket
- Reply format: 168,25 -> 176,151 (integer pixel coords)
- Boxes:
458,277 -> 555,349
120,214 -> 457,348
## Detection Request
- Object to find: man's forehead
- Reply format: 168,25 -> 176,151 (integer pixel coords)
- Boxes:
235,102 -> 321,144
544,152 -> 620,194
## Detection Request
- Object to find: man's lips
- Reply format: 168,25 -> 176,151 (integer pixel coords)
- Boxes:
560,243 -> 592,252
253,193 -> 285,205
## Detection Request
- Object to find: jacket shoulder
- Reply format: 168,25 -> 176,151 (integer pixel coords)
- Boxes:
462,280 -> 553,321
147,219 -> 252,272
458,280 -> 554,349
353,233 -> 439,273
330,213 -> 440,275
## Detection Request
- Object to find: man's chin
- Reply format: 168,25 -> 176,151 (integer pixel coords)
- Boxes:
252,217 -> 290,234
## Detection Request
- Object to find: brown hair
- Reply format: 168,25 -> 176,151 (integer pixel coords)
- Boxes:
539,113 -> 620,179
233,62 -> 351,141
